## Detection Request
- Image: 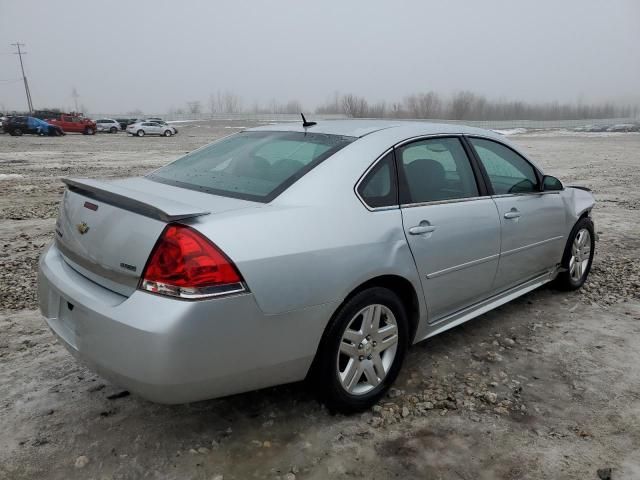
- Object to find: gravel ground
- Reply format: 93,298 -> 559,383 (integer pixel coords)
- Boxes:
0,124 -> 639,479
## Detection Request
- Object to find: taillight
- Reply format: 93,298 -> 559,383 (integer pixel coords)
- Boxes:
140,224 -> 246,299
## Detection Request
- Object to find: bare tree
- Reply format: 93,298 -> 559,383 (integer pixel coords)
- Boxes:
186,101 -> 202,115
367,101 -> 387,118
404,92 -> 441,118
283,99 -> 302,114
315,91 -> 342,114
222,91 -> 242,113
449,91 -> 477,119
342,94 -> 369,118
209,94 -> 219,114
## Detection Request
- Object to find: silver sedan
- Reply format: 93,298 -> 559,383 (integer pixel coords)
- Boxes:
38,120 -> 595,411
126,121 -> 176,137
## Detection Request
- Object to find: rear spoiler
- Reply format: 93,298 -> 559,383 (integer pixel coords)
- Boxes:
62,178 -> 210,222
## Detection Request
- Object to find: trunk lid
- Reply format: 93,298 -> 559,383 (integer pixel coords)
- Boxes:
55,177 -> 256,296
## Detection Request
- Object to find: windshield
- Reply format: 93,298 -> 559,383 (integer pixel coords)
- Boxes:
148,131 -> 355,202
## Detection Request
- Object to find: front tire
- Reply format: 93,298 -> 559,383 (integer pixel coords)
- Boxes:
554,217 -> 595,291
136,129 -> 145,137
13,128 -> 23,136
84,127 -> 95,135
110,126 -> 118,133
314,287 -> 408,413
163,129 -> 172,137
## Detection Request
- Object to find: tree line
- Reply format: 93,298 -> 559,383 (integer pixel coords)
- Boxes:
169,90 -> 637,120
315,91 -> 639,120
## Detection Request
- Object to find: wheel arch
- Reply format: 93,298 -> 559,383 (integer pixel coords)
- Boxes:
347,275 -> 420,342
577,208 -> 592,220
306,273 -> 421,382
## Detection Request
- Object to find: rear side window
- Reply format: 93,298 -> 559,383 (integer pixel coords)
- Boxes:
149,131 -> 355,202
469,138 -> 538,194
357,151 -> 397,209
397,137 -> 479,204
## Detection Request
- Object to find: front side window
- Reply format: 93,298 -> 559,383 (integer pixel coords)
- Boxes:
357,151 -> 397,208
469,138 -> 538,194
397,137 -> 479,204
149,131 -> 355,202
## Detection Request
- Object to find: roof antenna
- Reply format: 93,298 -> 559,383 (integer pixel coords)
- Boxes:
301,113 -> 316,128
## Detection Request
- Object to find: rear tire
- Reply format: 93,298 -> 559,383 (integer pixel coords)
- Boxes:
136,129 -> 145,137
13,128 -> 22,136
313,287 -> 408,413
554,217 -> 595,291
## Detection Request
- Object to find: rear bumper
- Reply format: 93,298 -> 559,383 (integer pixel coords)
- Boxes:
38,243 -> 334,403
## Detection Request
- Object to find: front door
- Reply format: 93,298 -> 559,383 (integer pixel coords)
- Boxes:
397,136 -> 501,322
467,137 -> 566,292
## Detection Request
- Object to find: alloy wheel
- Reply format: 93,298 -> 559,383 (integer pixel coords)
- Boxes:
569,228 -> 591,282
337,304 -> 399,395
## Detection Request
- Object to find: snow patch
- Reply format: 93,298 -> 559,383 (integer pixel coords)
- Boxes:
0,174 -> 23,180
493,128 -> 528,136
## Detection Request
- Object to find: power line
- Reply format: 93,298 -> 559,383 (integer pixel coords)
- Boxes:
10,42 -> 33,113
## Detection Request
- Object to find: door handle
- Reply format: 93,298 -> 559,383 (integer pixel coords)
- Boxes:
409,221 -> 436,235
504,209 -> 521,219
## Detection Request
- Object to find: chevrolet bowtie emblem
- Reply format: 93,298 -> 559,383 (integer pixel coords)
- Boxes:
76,222 -> 90,235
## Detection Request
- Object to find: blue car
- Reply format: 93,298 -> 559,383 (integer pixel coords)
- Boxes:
4,116 -> 65,136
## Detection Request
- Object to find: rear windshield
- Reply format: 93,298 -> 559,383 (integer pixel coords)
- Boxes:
148,131 -> 355,202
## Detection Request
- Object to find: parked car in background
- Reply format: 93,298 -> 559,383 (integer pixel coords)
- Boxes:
4,116 -> 65,136
95,119 -> 121,133
126,121 -> 175,137
114,119 -> 132,130
46,113 -> 96,135
39,120 -> 596,411
152,120 -> 178,134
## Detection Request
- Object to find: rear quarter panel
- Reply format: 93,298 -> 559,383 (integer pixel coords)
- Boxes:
188,203 -> 419,316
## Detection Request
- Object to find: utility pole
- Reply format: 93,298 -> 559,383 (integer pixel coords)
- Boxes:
71,87 -> 79,113
11,42 -> 34,113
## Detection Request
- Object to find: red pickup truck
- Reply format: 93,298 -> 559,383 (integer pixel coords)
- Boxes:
46,114 -> 97,135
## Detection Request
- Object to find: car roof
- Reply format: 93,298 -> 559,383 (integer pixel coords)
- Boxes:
245,119 -> 505,141
246,119 -> 538,172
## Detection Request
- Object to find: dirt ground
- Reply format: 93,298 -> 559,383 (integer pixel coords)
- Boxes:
0,123 -> 639,480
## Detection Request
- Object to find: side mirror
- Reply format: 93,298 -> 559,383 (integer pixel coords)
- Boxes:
541,175 -> 563,191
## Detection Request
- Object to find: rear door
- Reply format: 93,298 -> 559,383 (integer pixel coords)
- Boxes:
145,122 -> 159,134
397,136 -> 501,322
467,137 -> 566,292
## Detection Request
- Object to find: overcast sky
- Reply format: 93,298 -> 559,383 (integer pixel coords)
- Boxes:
1,0 -> 639,114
